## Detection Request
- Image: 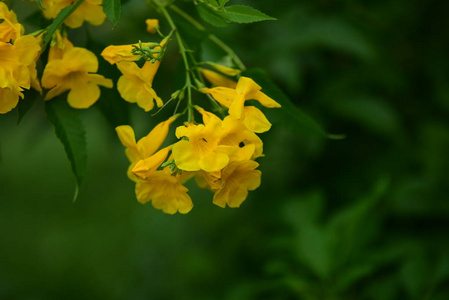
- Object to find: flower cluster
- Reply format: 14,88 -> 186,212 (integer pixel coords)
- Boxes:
0,2 -> 40,114
114,71 -> 280,213
0,1 -> 112,113
2,0 -> 281,215
100,18 -> 281,214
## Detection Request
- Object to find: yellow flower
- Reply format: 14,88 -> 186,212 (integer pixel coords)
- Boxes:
172,112 -> 231,173
145,19 -> 159,34
101,43 -> 157,65
135,170 -> 193,214
116,60 -> 163,112
198,160 -> 261,208
0,35 -> 40,114
41,0 -> 106,28
42,45 -> 113,109
220,114 -> 264,160
213,160 -> 261,208
132,146 -> 172,180
196,107 -> 263,161
0,2 -> 24,42
202,76 -> 281,129
115,116 -> 177,181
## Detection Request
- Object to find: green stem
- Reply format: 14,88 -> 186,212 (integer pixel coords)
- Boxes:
159,5 -> 195,122
170,4 -> 246,70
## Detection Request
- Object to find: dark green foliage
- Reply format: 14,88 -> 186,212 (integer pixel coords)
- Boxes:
103,0 -> 121,28
1,0 -> 449,299
45,98 -> 87,191
243,68 -> 327,138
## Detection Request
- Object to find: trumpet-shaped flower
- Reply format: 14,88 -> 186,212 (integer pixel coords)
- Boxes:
202,76 -> 281,132
40,0 -> 106,28
135,170 -> 193,214
172,112 -> 231,173
199,160 -> 261,208
220,114 -> 264,160
42,46 -> 112,108
196,107 -> 263,161
101,43 -> 158,65
116,61 -> 162,112
115,116 -> 177,181
213,160 -> 261,208
0,2 -> 24,42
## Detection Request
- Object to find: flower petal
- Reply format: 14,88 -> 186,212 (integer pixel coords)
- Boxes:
67,81 -> 100,109
132,146 -> 171,179
199,151 -> 229,173
243,106 -> 272,133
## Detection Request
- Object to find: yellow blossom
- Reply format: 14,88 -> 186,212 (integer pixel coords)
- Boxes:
42,45 -> 113,109
197,160 -> 261,208
101,43 -> 157,65
115,116 -> 177,181
212,160 -> 261,208
116,60 -> 163,111
145,19 -> 159,34
135,170 -> 193,214
40,0 -> 106,28
132,146 -> 171,180
202,76 -> 281,121
220,114 -> 264,160
172,112 -> 231,173
0,35 -> 40,114
0,2 -> 24,42
197,107 -> 263,161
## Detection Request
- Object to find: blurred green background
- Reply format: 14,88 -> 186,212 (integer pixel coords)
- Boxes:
1,0 -> 449,299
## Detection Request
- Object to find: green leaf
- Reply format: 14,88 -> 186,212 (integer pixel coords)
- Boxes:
205,0 -> 219,6
196,3 -> 228,27
42,0 -> 85,52
330,95 -> 401,137
103,0 -> 121,28
223,5 -> 276,24
242,68 -> 327,138
217,0 -> 229,7
45,99 -> 87,192
17,92 -> 37,124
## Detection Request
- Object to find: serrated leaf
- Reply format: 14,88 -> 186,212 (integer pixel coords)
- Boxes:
196,3 -> 228,27
42,0 -> 85,52
223,5 -> 276,24
103,0 -> 121,28
45,99 -> 87,189
242,68 -> 327,138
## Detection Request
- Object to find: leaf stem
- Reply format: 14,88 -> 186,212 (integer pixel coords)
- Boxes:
159,4 -> 195,122
170,4 -> 246,70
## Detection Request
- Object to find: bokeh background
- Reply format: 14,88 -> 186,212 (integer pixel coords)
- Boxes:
1,0 -> 449,299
